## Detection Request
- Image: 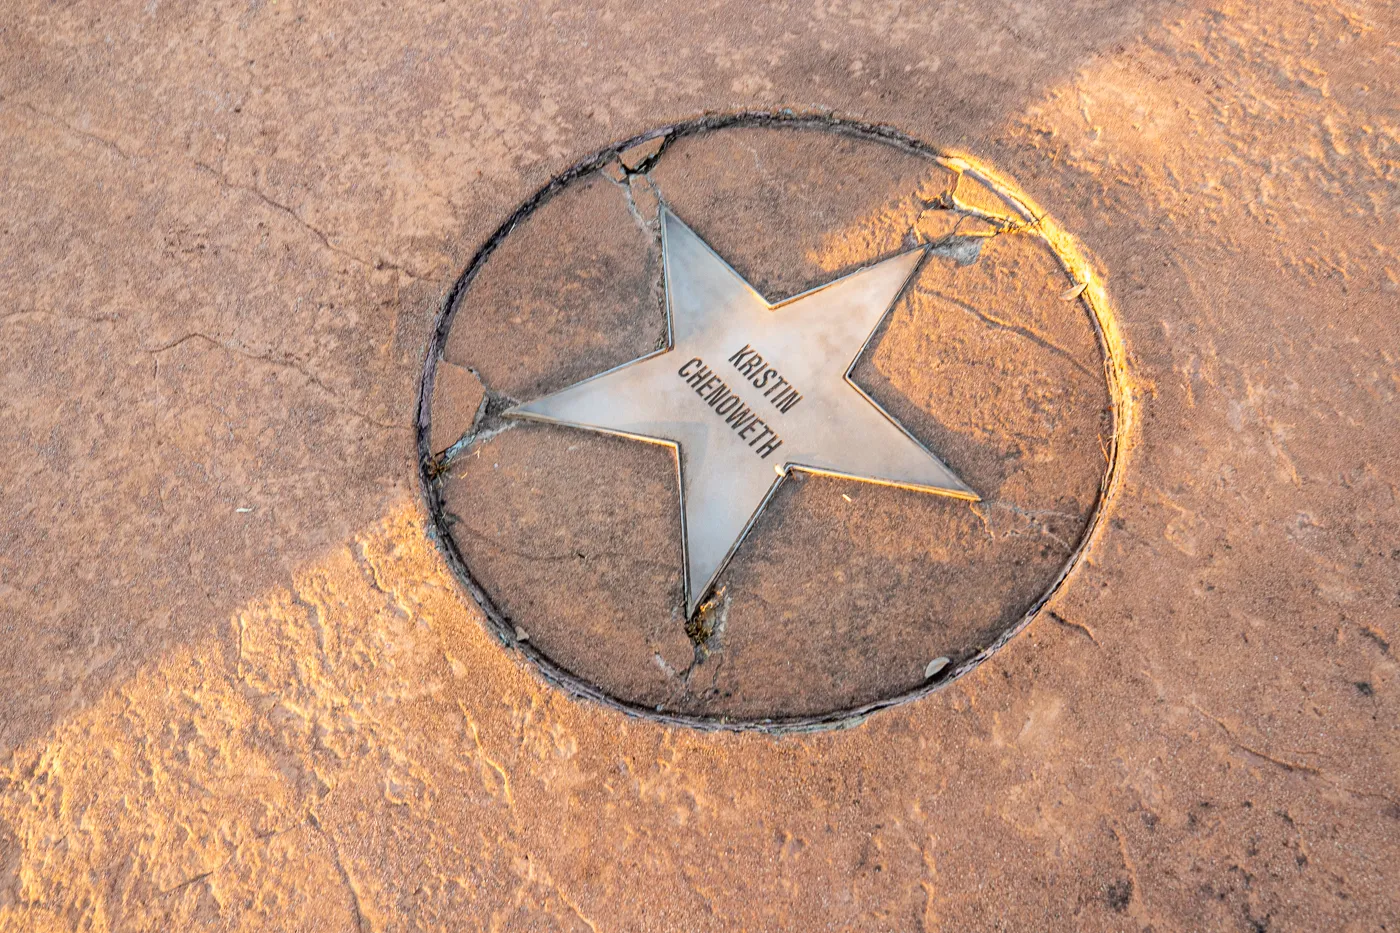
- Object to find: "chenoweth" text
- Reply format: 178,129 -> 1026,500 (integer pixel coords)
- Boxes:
675,343 -> 806,459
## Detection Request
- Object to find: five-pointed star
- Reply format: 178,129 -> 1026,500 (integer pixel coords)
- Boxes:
508,209 -> 978,614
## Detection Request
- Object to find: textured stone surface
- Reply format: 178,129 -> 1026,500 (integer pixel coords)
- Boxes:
651,126 -> 955,299
2,0 -> 1398,929
442,174 -> 664,403
440,425 -> 692,709
428,360 -> 485,455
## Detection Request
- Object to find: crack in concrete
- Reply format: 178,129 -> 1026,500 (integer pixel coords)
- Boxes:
917,287 -> 1098,380
900,173 -> 1031,266
607,167 -> 652,231
235,611 -> 247,681
1190,701 -> 1400,808
156,820 -> 311,900
158,864 -> 221,897
10,100 -> 433,285
988,501 -> 1082,522
142,331 -> 407,432
13,101 -> 136,161
0,308 -> 121,326
685,589 -> 729,656
307,812 -> 371,933
437,378 -> 520,467
445,514 -> 674,570
1047,609 -> 1101,646
605,133 -> 670,235
192,160 -> 431,282
947,192 -> 1032,233
1191,702 -> 1312,769
604,138 -> 671,361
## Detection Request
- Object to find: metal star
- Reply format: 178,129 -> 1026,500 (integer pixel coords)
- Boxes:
508,208 -> 978,614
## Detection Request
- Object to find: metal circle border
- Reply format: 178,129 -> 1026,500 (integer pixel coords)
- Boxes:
415,110 -> 1133,734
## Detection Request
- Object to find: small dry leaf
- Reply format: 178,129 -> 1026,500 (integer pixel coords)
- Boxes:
1060,281 -> 1087,301
924,656 -> 950,679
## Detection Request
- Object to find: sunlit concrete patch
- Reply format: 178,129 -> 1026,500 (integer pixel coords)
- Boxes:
1,504 -> 1081,931
0,506 -> 582,931
1,496 -> 1393,930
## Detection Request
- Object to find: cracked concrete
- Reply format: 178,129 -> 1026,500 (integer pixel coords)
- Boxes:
191,161 -> 432,283
146,331 -> 409,433
430,121 -> 1115,720
3,0 -> 1399,928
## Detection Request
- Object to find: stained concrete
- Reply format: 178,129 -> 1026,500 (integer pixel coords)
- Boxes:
2,0 -> 1398,929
